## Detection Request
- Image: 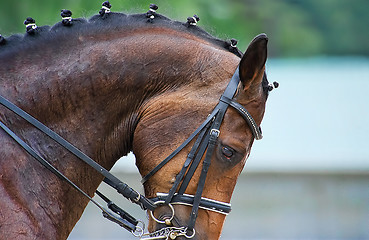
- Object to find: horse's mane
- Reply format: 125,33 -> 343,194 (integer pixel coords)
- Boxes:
0,11 -> 243,59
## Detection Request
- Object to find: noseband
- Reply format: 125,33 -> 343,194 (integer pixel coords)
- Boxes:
0,66 -> 263,239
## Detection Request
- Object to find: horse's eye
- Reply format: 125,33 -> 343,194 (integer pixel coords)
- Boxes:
221,146 -> 234,158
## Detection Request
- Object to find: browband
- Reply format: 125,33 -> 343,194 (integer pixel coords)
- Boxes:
219,95 -> 263,140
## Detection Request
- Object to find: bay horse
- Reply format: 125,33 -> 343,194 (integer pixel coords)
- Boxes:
0,4 -> 273,240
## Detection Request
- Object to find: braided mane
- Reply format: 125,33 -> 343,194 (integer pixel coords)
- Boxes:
0,10 -> 243,59
0,4 -> 274,95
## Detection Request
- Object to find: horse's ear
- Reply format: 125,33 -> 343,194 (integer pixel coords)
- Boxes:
239,34 -> 268,92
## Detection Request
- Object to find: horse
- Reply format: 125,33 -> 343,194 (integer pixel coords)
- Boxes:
0,4 -> 273,240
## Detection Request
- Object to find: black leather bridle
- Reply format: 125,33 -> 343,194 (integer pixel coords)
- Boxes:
143,67 -> 263,235
0,66 -> 263,239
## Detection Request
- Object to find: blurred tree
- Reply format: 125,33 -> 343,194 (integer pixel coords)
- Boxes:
0,0 -> 367,57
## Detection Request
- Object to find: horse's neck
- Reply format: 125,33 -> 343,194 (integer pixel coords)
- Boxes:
1,32 -> 169,164
2,55 -> 129,167
0,39 -> 149,238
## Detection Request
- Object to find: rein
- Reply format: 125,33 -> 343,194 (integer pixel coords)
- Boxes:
0,66 -> 263,239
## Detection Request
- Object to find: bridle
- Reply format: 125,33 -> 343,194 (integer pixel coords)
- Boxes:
143,67 -> 263,237
0,66 -> 263,239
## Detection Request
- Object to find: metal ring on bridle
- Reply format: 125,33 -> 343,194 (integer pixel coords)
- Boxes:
184,228 -> 196,239
131,220 -> 145,238
149,201 -> 175,224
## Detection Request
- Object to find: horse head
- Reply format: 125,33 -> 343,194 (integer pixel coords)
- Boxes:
133,34 -> 269,239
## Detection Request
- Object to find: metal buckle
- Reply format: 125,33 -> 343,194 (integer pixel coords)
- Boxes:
129,190 -> 141,203
134,192 -> 141,202
210,129 -> 220,137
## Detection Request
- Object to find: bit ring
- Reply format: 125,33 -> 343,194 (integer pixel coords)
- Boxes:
149,201 -> 175,224
131,220 -> 145,237
184,228 -> 196,238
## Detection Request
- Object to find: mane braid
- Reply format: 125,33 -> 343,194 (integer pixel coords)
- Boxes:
0,12 -> 243,58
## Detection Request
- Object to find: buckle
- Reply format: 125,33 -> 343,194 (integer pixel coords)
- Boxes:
210,129 -> 220,137
133,191 -> 141,202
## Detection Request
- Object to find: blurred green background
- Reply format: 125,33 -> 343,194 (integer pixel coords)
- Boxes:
0,0 -> 368,57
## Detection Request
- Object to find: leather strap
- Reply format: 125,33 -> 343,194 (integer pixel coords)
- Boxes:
141,109 -> 219,184
152,193 -> 231,215
164,123 -> 211,205
187,104 -> 228,230
220,96 -> 263,140
177,128 -> 211,195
